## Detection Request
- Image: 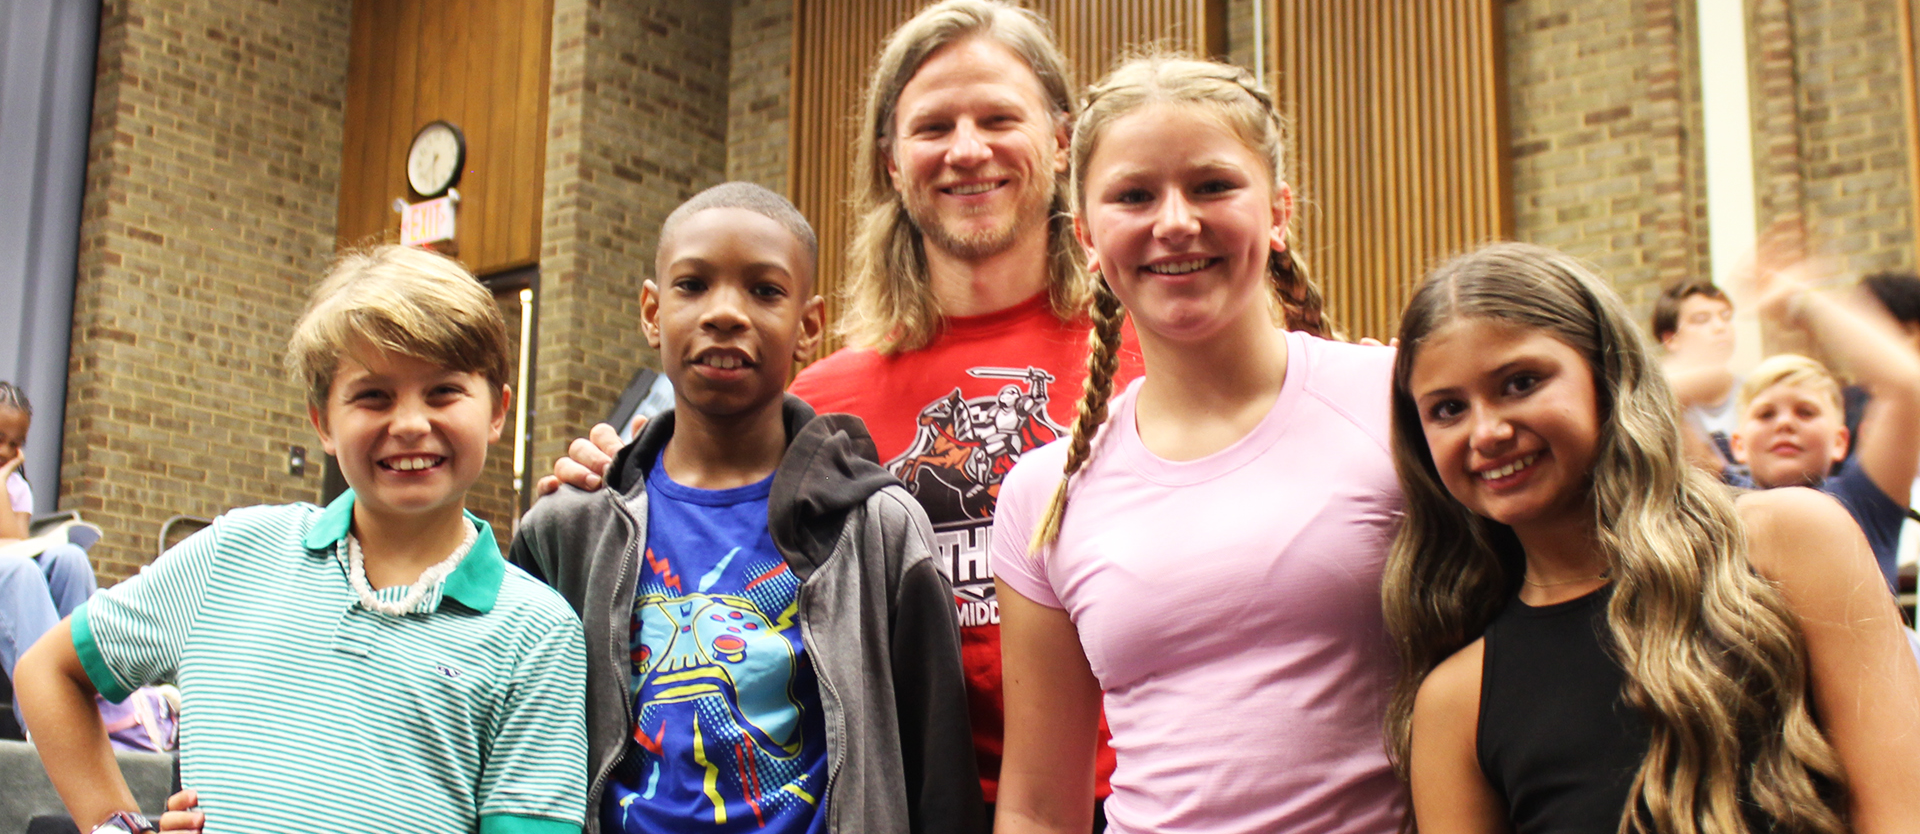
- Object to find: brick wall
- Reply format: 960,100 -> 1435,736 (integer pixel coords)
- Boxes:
1751,0 -> 1915,278
535,0 -> 732,472
1751,0 -> 1808,238
464,287 -> 527,538
1503,0 -> 1709,315
65,0 -> 350,582
1502,0 -> 1915,317
727,0 -> 793,190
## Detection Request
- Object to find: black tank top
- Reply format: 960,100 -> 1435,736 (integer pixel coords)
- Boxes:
1477,587 -> 1647,833
1479,587 -> 1800,833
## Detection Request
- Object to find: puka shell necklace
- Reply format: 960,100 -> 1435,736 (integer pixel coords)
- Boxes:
347,523 -> 477,616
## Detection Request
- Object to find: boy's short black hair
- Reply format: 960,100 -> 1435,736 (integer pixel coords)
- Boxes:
1859,272 -> 1920,327
1650,278 -> 1729,343
657,182 -> 818,277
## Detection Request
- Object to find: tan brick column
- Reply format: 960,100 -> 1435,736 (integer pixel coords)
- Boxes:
1751,0 -> 1916,277
727,0 -> 793,190
65,0 -> 350,581
1503,0 -> 1709,315
536,0 -> 732,473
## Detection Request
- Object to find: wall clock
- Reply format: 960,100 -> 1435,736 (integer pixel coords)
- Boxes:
406,120 -> 465,198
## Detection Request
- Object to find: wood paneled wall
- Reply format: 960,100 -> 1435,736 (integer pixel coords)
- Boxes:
336,0 -> 553,276
1270,0 -> 1510,341
790,0 -> 1225,353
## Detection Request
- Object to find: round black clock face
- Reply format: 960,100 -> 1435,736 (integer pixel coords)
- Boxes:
407,120 -> 465,197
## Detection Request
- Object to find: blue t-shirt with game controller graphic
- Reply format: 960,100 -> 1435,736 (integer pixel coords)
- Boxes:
603,459 -> 828,834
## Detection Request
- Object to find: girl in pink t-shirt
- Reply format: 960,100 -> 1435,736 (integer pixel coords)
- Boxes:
989,55 -> 1403,834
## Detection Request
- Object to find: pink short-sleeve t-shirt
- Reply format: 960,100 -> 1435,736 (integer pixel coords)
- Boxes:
7,470 -> 32,514
993,331 -> 1405,834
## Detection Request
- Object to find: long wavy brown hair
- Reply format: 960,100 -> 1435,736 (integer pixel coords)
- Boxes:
1383,243 -> 1845,834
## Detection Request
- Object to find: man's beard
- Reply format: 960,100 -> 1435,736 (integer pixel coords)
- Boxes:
902,175 -> 1055,262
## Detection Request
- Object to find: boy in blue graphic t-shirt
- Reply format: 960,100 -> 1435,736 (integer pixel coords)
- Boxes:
511,182 -> 983,834
612,472 -> 829,832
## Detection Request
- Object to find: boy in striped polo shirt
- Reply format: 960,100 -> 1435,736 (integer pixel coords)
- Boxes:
15,245 -> 589,834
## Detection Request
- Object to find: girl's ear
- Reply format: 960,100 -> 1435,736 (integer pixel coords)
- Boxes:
1073,214 -> 1099,273
1270,182 -> 1296,254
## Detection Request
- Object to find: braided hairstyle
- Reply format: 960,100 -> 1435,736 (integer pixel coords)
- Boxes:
1031,53 -> 1335,551
0,381 -> 30,418
1029,274 -> 1126,550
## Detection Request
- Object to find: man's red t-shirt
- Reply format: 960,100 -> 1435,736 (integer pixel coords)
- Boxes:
789,292 -> 1142,803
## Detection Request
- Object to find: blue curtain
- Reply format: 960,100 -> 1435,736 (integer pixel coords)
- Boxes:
0,0 -> 99,514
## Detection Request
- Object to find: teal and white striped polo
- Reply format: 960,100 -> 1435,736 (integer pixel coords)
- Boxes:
74,491 -> 588,834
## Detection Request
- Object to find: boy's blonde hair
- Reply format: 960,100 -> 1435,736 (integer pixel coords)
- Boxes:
287,245 -> 510,409
1737,354 -> 1843,414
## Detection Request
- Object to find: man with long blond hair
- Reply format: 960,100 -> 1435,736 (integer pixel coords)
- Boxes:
543,0 -> 1132,820
787,2 -> 1134,817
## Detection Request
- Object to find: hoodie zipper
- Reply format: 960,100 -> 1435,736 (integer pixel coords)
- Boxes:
587,487 -> 642,830
797,582 -> 847,830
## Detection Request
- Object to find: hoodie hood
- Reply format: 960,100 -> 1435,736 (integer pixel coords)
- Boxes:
605,393 -> 899,580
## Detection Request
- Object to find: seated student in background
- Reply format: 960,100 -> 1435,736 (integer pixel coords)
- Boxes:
16,244 -> 588,834
1729,256 -> 1920,595
0,380 -> 99,711
1651,279 -> 1741,472
511,182 -> 982,834
1391,242 -> 1920,834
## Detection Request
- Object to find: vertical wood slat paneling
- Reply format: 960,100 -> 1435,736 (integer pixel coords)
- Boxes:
789,0 -> 1222,357
1269,0 -> 1509,341
335,0 -> 550,276
339,4 -> 376,251
508,0 -> 553,263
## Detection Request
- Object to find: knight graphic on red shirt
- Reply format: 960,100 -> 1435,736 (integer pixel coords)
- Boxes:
789,293 -> 1140,803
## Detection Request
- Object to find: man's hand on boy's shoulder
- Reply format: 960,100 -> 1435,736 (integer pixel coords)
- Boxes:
534,422 -> 626,498
157,789 -> 203,833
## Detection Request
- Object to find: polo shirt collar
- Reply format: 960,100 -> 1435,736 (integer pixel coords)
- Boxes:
304,489 -> 504,613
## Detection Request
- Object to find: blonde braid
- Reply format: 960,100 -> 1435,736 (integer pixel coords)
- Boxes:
1272,247 -> 1340,339
1030,278 -> 1127,552
1195,64 -> 1338,340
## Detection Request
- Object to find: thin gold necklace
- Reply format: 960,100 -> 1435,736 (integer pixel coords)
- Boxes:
1522,570 -> 1610,588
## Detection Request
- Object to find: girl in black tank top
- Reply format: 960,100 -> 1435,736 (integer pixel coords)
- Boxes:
1479,587 -> 1801,834
1380,244 -> 1920,833
1476,588 -> 1647,833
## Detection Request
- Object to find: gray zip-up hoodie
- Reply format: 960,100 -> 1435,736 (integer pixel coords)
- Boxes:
509,395 -> 985,834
